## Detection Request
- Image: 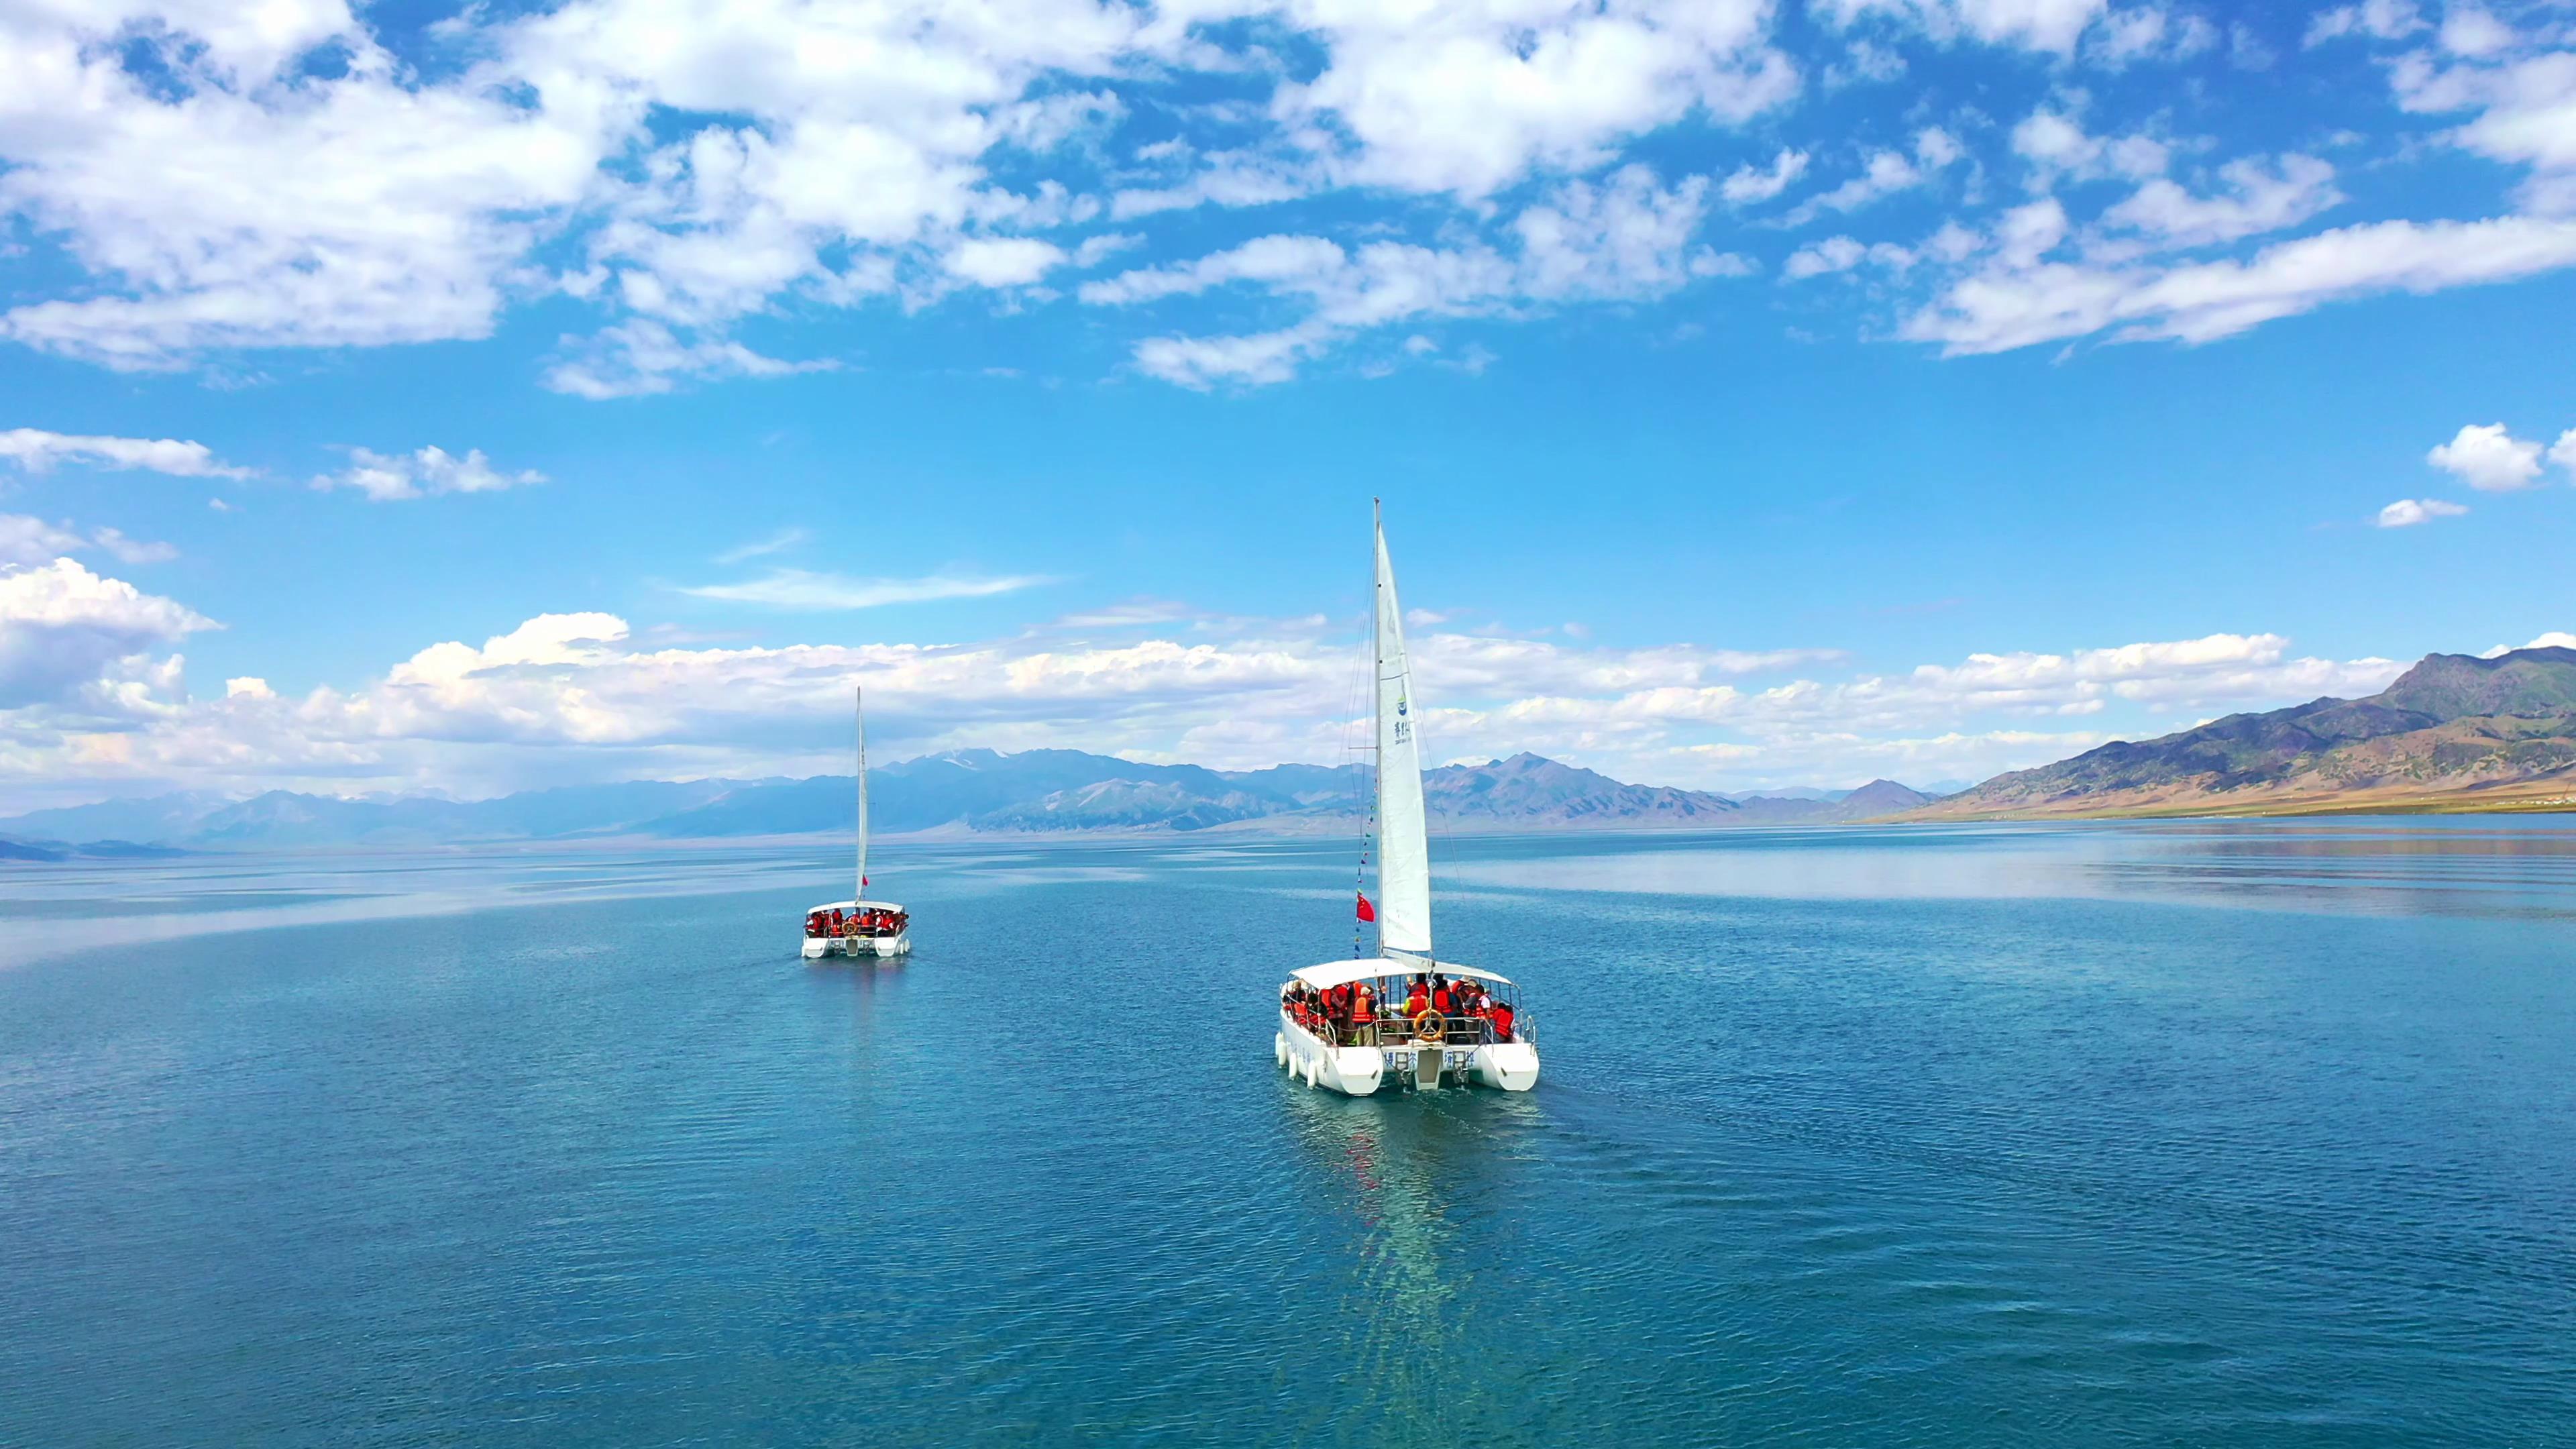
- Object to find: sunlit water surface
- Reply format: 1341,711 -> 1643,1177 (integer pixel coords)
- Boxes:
3,820 -> 2572,1446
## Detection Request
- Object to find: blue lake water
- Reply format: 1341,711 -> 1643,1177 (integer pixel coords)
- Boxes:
3,821 -> 2573,1445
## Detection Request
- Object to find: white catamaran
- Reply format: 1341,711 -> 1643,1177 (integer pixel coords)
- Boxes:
802,686 -> 912,959
1276,504 -> 1539,1095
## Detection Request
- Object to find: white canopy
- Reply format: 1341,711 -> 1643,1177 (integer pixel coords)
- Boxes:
1289,959 -> 1515,991
808,900 -> 905,914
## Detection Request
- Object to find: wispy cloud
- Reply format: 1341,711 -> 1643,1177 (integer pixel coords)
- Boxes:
714,527 -> 810,566
681,570 -> 1056,610
0,428 -> 254,480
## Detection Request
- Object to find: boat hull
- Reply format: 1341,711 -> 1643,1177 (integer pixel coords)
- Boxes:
1278,1011 -> 1536,1095
802,930 -> 911,959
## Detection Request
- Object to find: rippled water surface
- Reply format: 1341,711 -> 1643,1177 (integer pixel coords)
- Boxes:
4,821 -> 2573,1446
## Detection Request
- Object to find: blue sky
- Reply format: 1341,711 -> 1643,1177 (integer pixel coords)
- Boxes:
3,0 -> 2573,810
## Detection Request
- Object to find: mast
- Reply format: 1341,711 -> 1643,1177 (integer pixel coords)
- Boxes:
1373,500 -> 1433,961
855,686 -> 869,902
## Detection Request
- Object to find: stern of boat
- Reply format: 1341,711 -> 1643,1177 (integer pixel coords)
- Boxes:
1472,1041 -> 1540,1091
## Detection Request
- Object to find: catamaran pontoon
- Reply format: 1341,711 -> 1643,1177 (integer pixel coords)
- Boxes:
804,686 -> 911,960
1277,502 -> 1538,1095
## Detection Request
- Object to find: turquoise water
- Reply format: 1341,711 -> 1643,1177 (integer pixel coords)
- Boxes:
3,822 -> 2573,1445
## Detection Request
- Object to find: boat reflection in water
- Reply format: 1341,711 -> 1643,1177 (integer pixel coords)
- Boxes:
1277,1083 -> 1546,1428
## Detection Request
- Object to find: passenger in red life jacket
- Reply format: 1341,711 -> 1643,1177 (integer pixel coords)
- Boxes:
1352,983 -> 1374,1024
1430,982 -> 1453,1016
1491,1001 -> 1515,1041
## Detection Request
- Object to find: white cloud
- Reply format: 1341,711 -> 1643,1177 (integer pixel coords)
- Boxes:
680,570 -> 1055,610
1782,235 -> 1916,279
542,321 -> 841,400
2395,47 -> 2576,215
2305,1 -> 2426,46
1780,129 -> 1964,226
1722,148 -> 1810,204
1820,0 -> 2111,56
944,237 -> 1067,288
314,446 -> 547,502
0,428 -> 254,479
2553,429 -> 2576,475
1270,0 -> 1793,199
2010,107 -> 2171,186
2427,423 -> 2544,490
0,557 -> 215,710
0,515 -> 177,566
2376,497 -> 2469,527
0,562 -> 2426,805
2437,6 -> 2516,59
0,516 -> 86,566
1097,166 -> 1731,387
2100,155 -> 2343,248
1905,213 -> 2576,355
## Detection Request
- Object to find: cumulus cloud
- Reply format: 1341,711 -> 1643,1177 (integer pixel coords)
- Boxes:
2427,423 -> 2544,490
0,588 -> 2420,808
0,0 -> 2571,386
2376,497 -> 2469,527
313,446 -> 547,502
0,557 -> 215,710
1723,148 -> 1811,204
0,428 -> 254,479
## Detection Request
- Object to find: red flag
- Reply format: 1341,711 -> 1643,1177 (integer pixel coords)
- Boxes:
1356,892 -> 1375,922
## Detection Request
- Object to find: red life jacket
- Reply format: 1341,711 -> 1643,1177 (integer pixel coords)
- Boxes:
1432,987 -> 1452,1014
1493,1004 -> 1515,1039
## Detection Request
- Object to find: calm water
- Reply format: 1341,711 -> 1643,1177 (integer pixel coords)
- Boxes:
3,822 -> 2573,1446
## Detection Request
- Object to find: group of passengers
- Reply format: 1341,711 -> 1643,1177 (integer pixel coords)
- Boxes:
1281,972 -> 1518,1047
804,906 -> 908,938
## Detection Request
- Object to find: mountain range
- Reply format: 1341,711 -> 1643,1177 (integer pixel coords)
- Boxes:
0,750 -> 1935,853
1909,646 -> 2576,819
15,645 -> 2568,855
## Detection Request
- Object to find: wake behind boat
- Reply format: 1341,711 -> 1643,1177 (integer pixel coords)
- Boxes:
803,686 -> 911,960
1277,502 -> 1538,1095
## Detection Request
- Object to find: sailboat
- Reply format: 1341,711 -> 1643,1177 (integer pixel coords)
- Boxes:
1275,503 -> 1538,1094
801,686 -> 912,959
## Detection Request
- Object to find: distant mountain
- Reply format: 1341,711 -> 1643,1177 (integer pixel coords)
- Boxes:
1726,779 -> 1933,824
1911,647 -> 2576,819
1421,753 -> 1740,826
0,749 -> 1944,852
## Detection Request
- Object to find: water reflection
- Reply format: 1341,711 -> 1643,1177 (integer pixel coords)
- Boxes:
1279,1085 -> 1547,1434
1439,819 -> 2576,920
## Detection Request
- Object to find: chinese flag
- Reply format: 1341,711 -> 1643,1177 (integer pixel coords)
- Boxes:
1356,892 -> 1376,922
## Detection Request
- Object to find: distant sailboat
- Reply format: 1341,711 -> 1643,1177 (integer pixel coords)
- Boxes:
801,687 -> 912,959
1275,503 -> 1538,1093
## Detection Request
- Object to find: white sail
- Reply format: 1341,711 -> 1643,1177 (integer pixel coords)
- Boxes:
1373,504 -> 1433,957
855,686 -> 869,902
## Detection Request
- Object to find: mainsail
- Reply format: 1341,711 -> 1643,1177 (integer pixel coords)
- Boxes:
1373,503 -> 1433,958
855,686 -> 871,901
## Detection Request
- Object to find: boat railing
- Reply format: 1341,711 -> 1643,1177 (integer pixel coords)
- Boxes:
1285,1010 -> 1518,1049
